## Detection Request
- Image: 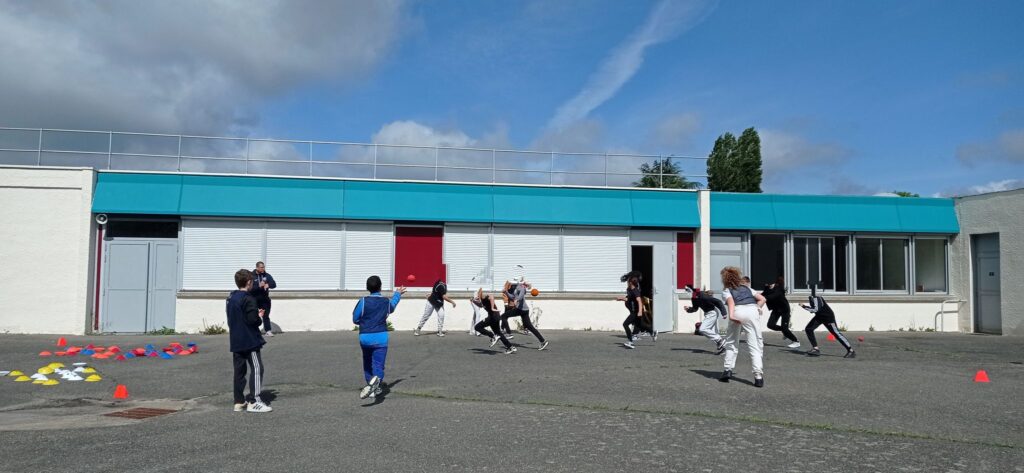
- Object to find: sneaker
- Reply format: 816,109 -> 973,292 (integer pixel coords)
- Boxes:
437,331 -> 445,337
652,331 -> 658,342
360,375 -> 380,399
623,341 -> 635,349
754,376 -> 764,388
504,332 -> 515,340
714,340 -> 725,355
370,386 -> 383,398
265,331 -> 274,337
538,341 -> 549,351
414,328 -> 421,336
246,402 -> 272,413
844,350 -> 856,359
490,337 -> 499,348
504,347 -> 517,355
233,402 -> 247,412
787,341 -> 801,349
719,370 -> 732,382
807,348 -> 821,357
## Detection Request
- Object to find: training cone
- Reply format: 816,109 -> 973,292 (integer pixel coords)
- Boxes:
14,375 -> 31,382
85,374 -> 102,382
113,384 -> 129,399
42,379 -> 59,386
56,337 -> 67,347
974,370 -> 990,383
115,354 -> 127,361
827,333 -> 836,341
39,351 -> 52,357
857,336 -> 865,342
8,370 -> 24,377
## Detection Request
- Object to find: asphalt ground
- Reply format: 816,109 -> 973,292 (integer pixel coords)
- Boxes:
0,330 -> 1022,472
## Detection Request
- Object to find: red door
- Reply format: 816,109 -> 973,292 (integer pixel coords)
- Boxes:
677,232 -> 695,289
394,226 -> 445,288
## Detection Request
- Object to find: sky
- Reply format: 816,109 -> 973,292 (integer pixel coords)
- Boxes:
1,0 -> 1022,196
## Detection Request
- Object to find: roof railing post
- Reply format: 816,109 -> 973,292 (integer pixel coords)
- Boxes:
107,131 -> 113,170
245,138 -> 250,174
373,144 -> 378,179
435,146 -> 439,182
176,135 -> 182,172
309,141 -> 313,177
492,149 -> 496,183
550,151 -> 554,185
37,128 -> 43,166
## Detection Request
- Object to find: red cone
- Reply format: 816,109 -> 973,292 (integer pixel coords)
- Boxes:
974,370 -> 990,383
57,337 -> 67,347
827,333 -> 836,341
39,351 -> 52,357
113,384 -> 129,399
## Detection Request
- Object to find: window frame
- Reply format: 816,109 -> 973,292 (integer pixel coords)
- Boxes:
910,236 -> 950,295
852,234 -> 910,294
789,233 -> 851,295
749,232 -> 788,289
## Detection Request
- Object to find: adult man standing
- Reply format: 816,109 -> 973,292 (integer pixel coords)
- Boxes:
251,261 -> 277,337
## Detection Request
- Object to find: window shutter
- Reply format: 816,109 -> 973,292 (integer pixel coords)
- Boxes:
563,227 -> 627,291
492,226 -> 560,291
345,222 -> 393,290
182,219 -> 264,290
444,225 -> 491,290
265,222 -> 343,290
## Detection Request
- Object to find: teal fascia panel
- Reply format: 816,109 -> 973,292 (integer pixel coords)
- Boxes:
178,175 -> 345,218
772,195 -> 903,232
630,190 -> 699,227
92,173 -> 183,215
896,198 -> 959,233
710,193 -> 777,230
343,181 -> 492,223
491,186 -> 633,226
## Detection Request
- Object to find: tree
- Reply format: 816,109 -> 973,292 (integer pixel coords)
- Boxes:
706,128 -> 763,193
634,158 -> 701,189
706,132 -> 737,191
892,191 -> 919,197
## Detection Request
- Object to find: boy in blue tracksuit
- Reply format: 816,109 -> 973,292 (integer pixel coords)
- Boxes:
226,269 -> 271,413
353,275 -> 407,399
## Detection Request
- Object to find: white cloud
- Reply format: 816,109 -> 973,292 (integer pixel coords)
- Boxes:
652,112 -> 700,147
0,1 -> 407,135
760,129 -> 850,175
934,179 -> 1024,197
531,119 -> 606,152
956,129 -> 1024,166
372,121 -> 476,148
546,0 -> 716,131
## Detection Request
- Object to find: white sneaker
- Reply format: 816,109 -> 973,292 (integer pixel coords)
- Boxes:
437,331 -> 445,337
490,337 -> 499,348
360,376 -> 380,399
246,402 -> 272,413
538,341 -> 549,351
233,402 -> 247,412
787,341 -> 801,349
265,331 -> 274,337
623,341 -> 635,349
414,328 -> 421,336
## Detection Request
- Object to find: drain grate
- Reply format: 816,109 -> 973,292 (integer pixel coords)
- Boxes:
103,407 -> 178,420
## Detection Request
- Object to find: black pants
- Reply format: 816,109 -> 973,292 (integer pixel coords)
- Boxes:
474,313 -> 512,349
503,309 -> 545,343
805,316 -> 852,351
623,310 -> 639,340
767,310 -> 798,342
232,349 -> 265,404
257,298 -> 272,333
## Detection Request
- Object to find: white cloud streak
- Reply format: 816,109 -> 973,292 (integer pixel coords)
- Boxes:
546,0 -> 716,131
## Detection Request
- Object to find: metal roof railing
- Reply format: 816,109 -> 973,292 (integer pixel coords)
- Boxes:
0,127 -> 708,189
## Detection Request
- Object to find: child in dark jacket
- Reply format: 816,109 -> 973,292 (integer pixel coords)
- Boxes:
353,276 -> 406,399
226,269 -> 271,413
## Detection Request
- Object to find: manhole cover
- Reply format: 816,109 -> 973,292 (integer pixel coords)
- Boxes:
103,408 -> 178,420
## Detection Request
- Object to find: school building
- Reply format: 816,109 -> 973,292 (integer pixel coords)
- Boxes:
1,128 -> 1021,336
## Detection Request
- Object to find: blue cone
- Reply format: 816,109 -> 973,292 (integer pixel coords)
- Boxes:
160,352 -> 173,359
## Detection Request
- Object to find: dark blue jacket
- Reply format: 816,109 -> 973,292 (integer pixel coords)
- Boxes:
353,292 -> 402,334
249,271 -> 277,300
226,290 -> 266,352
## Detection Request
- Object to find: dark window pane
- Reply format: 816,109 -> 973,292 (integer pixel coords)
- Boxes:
835,236 -> 848,292
821,237 -> 834,290
914,239 -> 947,292
882,239 -> 908,291
750,234 -> 785,288
808,238 -> 820,287
105,220 -> 179,238
794,238 -> 807,289
856,238 -> 881,290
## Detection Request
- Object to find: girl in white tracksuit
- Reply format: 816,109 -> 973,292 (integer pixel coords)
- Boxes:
718,266 -> 767,388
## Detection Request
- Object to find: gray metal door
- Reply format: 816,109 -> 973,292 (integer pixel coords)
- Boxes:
101,239 -> 178,333
972,234 -> 1001,334
630,230 -> 676,333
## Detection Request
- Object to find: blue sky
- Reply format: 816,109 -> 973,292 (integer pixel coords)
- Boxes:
2,0 -> 1022,195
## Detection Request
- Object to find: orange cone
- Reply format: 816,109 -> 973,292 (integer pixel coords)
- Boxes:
113,384 -> 129,399
57,337 -> 67,347
974,370 -> 990,383
39,351 -> 52,357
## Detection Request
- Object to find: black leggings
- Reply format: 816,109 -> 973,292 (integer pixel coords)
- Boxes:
623,310 -> 639,339
805,316 -> 852,351
474,314 -> 512,349
504,309 -> 545,343
767,310 -> 798,342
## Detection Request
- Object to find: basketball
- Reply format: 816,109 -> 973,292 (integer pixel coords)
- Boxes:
530,288 -> 539,297
406,274 -> 416,283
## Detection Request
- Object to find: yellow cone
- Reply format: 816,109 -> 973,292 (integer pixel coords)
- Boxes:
82,367 -> 97,374
48,362 -> 65,369
42,379 -> 59,386
84,374 -> 102,382
32,378 -> 46,384
8,370 -> 24,377
14,375 -> 30,382
37,367 -> 54,375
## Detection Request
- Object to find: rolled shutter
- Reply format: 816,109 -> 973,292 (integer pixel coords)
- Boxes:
182,219 -> 264,290
345,222 -> 394,290
563,227 -> 627,291
492,226 -> 560,291
265,222 -> 343,290
444,224 -> 491,290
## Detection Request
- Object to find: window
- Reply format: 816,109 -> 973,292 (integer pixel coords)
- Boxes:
562,227 -> 627,292
265,222 -> 343,290
750,234 -> 785,288
444,225 -> 491,290
493,226 -> 560,291
794,236 -> 848,291
106,220 -> 179,238
855,237 -> 908,292
709,233 -> 746,293
914,238 -> 947,293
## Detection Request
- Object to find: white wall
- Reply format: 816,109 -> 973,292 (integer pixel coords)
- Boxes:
0,166 -> 95,334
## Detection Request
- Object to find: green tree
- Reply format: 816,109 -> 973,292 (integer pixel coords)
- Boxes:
634,158 -> 701,189
706,132 -> 737,191
893,191 -> 919,197
733,127 -> 763,193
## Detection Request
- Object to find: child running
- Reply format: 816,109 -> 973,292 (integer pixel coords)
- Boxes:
226,269 -> 271,413
472,288 -> 516,354
683,285 -> 727,354
469,289 -> 486,335
353,275 -> 406,399
415,279 -> 455,337
503,277 -> 548,350
718,267 -> 767,388
800,283 -> 856,358
762,276 -> 800,348
617,271 -> 644,349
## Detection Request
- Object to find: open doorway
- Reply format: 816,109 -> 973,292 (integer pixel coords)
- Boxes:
631,245 -> 654,333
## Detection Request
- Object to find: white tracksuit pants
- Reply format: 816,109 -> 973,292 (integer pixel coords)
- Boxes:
470,304 -> 486,334
699,309 -> 722,342
417,302 -> 445,332
723,304 -> 763,376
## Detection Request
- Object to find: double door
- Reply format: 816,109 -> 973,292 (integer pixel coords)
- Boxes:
101,238 -> 178,333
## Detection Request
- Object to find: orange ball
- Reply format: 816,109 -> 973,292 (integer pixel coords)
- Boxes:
530,288 -> 540,297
